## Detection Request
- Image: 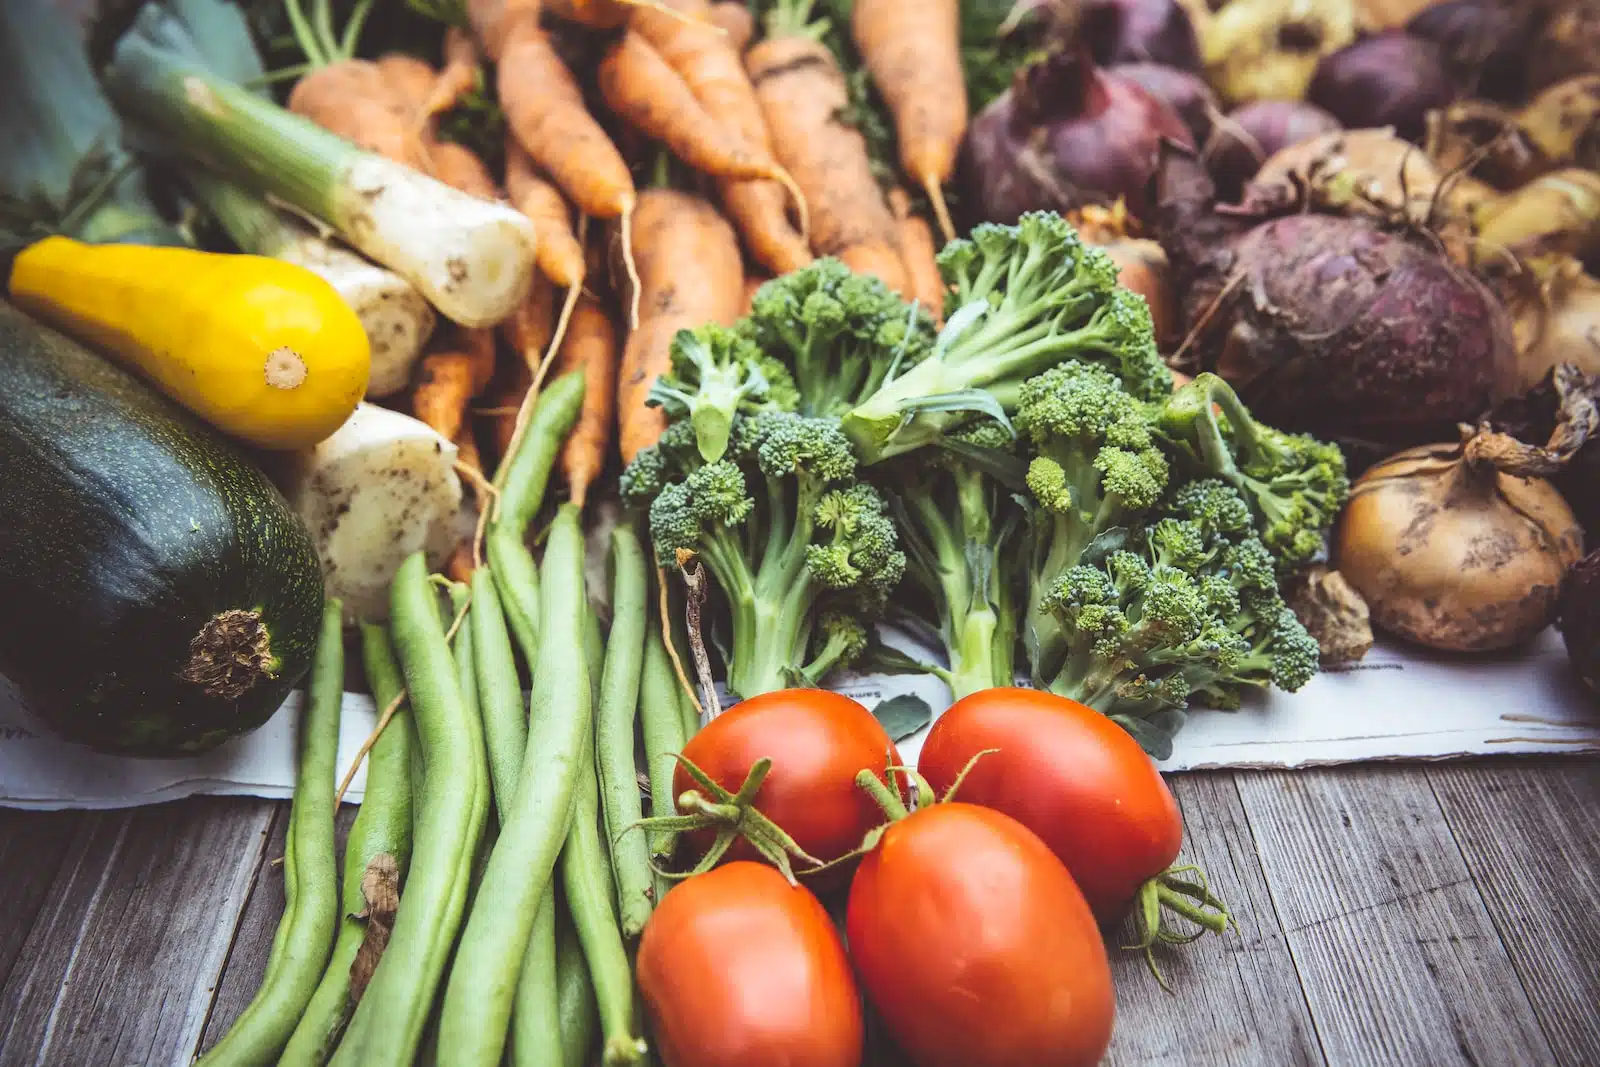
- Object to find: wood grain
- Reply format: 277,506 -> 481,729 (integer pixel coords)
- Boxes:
1105,773 -> 1325,1067
1428,759 -> 1600,1067
1236,767 -> 1555,1067
0,809 -> 82,991
0,798 -> 275,1067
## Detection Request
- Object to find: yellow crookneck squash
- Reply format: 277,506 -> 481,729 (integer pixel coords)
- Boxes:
6,236 -> 370,450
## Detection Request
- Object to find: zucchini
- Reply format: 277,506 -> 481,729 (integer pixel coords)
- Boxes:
0,300 -> 325,755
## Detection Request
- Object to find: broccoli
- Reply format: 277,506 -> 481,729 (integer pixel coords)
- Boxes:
840,212 -> 1173,463
1014,362 -> 1171,679
647,324 -> 799,462
738,258 -> 936,417
629,410 -> 906,699
876,418 -> 1025,700
1152,372 -> 1349,574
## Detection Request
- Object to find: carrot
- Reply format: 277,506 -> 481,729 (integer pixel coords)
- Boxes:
490,13 -> 636,221
413,347 -> 477,443
499,271 -> 558,376
376,52 -> 439,119
288,61 -> 433,171
889,188 -> 946,324
553,292 -> 618,508
426,139 -> 501,201
616,189 -> 744,462
548,0 -> 707,28
852,0 -> 967,243
599,31 -> 806,204
630,0 -> 811,274
741,272 -> 769,316
708,1 -> 755,51
420,28 -> 480,127
485,357 -> 535,462
447,541 -> 477,584
505,139 -> 586,289
747,31 -> 907,296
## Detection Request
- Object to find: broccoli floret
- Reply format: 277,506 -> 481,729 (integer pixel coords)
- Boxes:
619,419 -> 703,507
645,411 -> 905,698
876,416 -> 1025,699
739,259 -> 935,417
1153,373 -> 1349,574
801,610 -> 871,685
1014,363 -> 1170,679
841,211 -> 1173,463
647,325 -> 800,461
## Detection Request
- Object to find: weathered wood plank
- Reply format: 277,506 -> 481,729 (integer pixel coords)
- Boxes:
1105,772 -> 1325,1067
0,809 -> 83,992
1429,758 -> 1600,1067
1236,766 -> 1554,1067
0,798 -> 276,1067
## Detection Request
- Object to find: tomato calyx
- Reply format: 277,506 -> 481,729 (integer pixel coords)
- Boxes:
627,755 -> 826,886
1124,864 -> 1234,988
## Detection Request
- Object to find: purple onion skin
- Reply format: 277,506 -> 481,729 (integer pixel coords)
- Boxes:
1206,100 -> 1343,202
1088,0 -> 1202,72
1153,145 -> 1518,449
961,55 -> 1195,225
1112,62 -> 1217,145
1407,0 -> 1539,103
1307,32 -> 1457,144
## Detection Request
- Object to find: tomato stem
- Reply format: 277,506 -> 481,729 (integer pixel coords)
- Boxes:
855,769 -> 909,821
1123,864 -> 1234,989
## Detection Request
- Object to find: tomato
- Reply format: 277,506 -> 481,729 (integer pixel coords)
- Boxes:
917,687 -> 1183,923
845,803 -> 1114,1067
638,861 -> 865,1067
675,689 -> 900,873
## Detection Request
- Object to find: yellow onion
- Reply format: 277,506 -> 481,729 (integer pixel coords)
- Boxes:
1337,426 -> 1586,651
1200,0 -> 1356,106
1502,257 -> 1600,391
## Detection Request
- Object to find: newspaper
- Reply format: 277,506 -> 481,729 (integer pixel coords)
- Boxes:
2,627 -> 1596,810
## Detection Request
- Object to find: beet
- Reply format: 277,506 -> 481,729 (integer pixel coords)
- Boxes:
1111,62 -> 1218,145
1406,0 -> 1543,102
1084,0 -> 1202,72
1306,31 -> 1457,144
1152,142 -> 1519,454
1204,100 -> 1343,202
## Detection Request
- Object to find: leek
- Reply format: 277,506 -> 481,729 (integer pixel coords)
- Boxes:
188,172 -> 436,397
104,5 -> 538,328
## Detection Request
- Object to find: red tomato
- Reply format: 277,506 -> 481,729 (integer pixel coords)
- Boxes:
675,689 -> 900,872
917,687 -> 1183,922
638,861 -> 865,1067
846,803 -> 1114,1067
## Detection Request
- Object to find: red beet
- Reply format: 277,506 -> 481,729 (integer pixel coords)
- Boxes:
1112,61 -> 1217,145
1204,100 -> 1342,202
1153,142 -> 1518,450
1085,0 -> 1202,72
1307,31 -> 1457,143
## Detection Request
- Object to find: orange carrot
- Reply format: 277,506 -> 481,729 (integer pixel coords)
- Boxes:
413,346 -> 477,443
852,0 -> 967,243
747,34 -> 908,295
721,181 -> 813,275
491,13 -> 637,220
426,138 -> 501,200
376,51 -> 439,117
447,541 -> 477,583
708,1 -> 755,51
485,357 -> 535,461
420,28 -> 480,126
499,271 -> 558,375
505,139 -> 587,288
616,189 -> 744,462
548,0 -> 708,28
288,61 -> 433,171
889,188 -> 946,324
599,31 -> 800,192
553,292 -> 619,507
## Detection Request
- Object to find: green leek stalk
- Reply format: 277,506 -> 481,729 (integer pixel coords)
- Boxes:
103,6 -> 537,328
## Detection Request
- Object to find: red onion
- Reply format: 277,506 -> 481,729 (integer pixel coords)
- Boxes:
961,43 -> 1195,225
1085,0 -> 1202,73
1406,0 -> 1542,102
1111,62 -> 1218,145
1306,31 -> 1457,144
1204,100 -> 1342,202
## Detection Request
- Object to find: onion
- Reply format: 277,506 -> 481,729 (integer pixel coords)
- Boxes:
1306,32 -> 1456,144
961,37 -> 1194,224
1517,76 -> 1600,177
1406,0 -> 1541,102
1336,422 -> 1588,652
1528,4 -> 1600,96
1154,141 -> 1519,451
1424,100 -> 1546,191
1205,99 -> 1342,201
1200,0 -> 1358,106
1484,363 -> 1600,545
1105,237 -> 1177,348
1473,170 -> 1600,270
1086,0 -> 1203,71
1283,565 -> 1373,664
1500,258 -> 1600,391
1111,62 -> 1218,145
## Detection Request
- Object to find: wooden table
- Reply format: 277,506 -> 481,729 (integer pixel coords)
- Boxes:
2,757 -> 1597,1067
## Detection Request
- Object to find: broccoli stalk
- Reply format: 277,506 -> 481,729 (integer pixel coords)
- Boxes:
647,325 -> 798,462
630,412 -> 905,700
1153,372 -> 1349,574
883,422 -> 1023,699
841,212 -> 1173,464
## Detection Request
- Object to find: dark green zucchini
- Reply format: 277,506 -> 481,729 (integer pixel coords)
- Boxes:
0,300 -> 324,755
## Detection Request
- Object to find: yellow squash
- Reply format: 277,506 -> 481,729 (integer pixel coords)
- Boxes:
7,236 -> 370,449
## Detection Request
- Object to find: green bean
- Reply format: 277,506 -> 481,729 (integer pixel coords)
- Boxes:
199,598 -> 344,1067
510,884 -> 562,1067
446,581 -> 494,939
594,526 -> 652,937
471,568 -> 528,817
555,899 -> 599,1067
437,504 -> 592,1066
331,557 -> 488,1067
638,619 -> 689,884
280,624 -> 415,1067
561,729 -> 647,1066
488,369 -> 586,664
